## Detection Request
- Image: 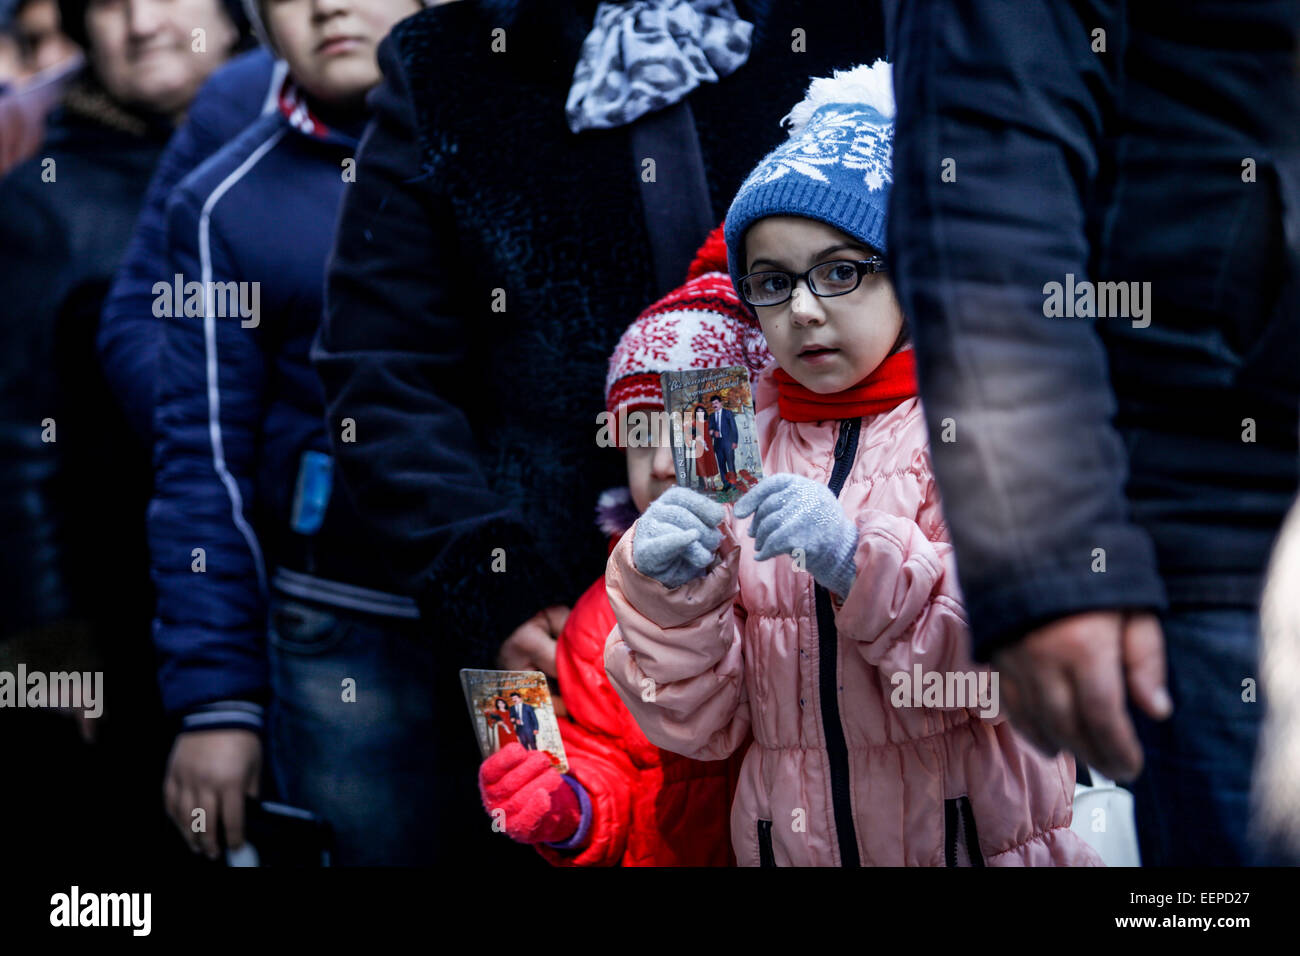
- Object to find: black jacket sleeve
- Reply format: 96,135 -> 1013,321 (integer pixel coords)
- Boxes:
313,34 -> 569,664
887,0 -> 1167,659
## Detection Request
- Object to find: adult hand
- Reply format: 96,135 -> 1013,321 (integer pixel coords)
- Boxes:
163,729 -> 262,859
498,605 -> 569,678
992,610 -> 1172,782
55,705 -> 100,745
498,606 -> 569,717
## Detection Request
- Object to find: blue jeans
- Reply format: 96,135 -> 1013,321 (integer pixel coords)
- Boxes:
1127,605 -> 1289,866
266,593 -> 439,865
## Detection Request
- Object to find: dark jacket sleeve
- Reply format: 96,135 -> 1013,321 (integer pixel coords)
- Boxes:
98,51 -> 276,441
147,182 -> 269,725
313,34 -> 569,664
887,0 -> 1167,659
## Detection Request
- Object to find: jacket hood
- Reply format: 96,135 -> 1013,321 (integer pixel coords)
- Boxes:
595,486 -> 639,539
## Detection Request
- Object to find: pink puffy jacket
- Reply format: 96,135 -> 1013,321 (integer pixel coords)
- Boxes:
605,362 -> 1103,867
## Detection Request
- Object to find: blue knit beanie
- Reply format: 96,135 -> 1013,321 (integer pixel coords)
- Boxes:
725,60 -> 895,298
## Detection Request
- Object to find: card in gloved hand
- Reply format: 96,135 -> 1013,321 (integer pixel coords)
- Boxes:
460,669 -> 568,772
660,365 -> 763,504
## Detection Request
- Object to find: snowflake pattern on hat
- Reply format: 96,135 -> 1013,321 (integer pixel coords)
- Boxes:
739,105 -> 893,192
605,272 -> 772,417
724,61 -> 898,288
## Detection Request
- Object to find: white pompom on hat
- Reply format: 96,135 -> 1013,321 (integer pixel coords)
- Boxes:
724,60 -> 896,295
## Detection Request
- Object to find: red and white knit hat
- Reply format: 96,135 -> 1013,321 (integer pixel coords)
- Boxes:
605,223 -> 773,418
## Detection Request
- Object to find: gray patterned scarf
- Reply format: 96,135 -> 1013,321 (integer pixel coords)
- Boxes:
566,0 -> 754,134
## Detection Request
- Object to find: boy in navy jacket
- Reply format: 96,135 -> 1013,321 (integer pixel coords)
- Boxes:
149,0 -> 445,865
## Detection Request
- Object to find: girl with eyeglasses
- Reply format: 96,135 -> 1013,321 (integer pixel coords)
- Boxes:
604,62 -> 1102,867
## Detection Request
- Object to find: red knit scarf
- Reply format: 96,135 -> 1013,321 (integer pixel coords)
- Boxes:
774,348 -> 918,422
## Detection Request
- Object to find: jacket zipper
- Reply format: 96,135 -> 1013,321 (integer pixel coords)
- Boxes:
944,796 -> 986,866
814,417 -> 862,866
756,819 -> 776,867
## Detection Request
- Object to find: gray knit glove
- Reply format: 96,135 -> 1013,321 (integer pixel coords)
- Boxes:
734,473 -> 858,598
631,486 -> 727,589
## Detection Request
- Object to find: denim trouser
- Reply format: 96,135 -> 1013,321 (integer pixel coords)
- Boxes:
266,592 -> 440,865
1127,605 -> 1291,866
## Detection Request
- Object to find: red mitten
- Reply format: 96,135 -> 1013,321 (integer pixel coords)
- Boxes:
478,742 -> 581,844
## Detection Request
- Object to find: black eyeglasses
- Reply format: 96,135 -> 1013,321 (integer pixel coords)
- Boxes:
739,257 -> 887,307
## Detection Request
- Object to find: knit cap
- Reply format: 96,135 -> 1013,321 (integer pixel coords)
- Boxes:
605,223 -> 773,424
724,60 -> 895,297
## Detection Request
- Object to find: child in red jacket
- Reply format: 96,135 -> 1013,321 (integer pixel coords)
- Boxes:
477,226 -> 772,865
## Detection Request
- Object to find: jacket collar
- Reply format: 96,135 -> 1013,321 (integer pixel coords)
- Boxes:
55,70 -> 175,143
276,76 -> 364,148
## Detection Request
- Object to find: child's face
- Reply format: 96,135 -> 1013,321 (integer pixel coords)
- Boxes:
265,0 -> 422,106
744,216 -> 904,395
626,440 -> 677,514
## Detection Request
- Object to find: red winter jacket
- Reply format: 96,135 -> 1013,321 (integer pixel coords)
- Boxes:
537,535 -> 744,867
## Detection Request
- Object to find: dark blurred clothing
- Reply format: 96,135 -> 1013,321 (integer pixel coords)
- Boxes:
888,0 -> 1300,867
1127,606 -> 1287,865
888,0 -> 1300,658
0,69 -> 176,865
0,70 -> 171,639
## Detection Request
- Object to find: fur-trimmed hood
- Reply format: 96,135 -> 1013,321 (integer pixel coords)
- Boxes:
595,486 -> 640,540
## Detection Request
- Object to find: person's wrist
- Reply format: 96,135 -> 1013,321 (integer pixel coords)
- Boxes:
178,700 -> 265,735
544,776 -> 592,851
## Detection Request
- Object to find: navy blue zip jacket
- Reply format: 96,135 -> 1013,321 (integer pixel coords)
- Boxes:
149,84 -> 410,728
887,0 -> 1300,658
98,47 -> 281,443
313,0 -> 886,668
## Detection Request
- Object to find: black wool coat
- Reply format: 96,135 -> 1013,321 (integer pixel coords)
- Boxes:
888,0 -> 1300,655
314,0 -> 887,664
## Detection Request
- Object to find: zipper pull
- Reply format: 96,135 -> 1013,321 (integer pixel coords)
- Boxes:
834,419 -> 852,460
